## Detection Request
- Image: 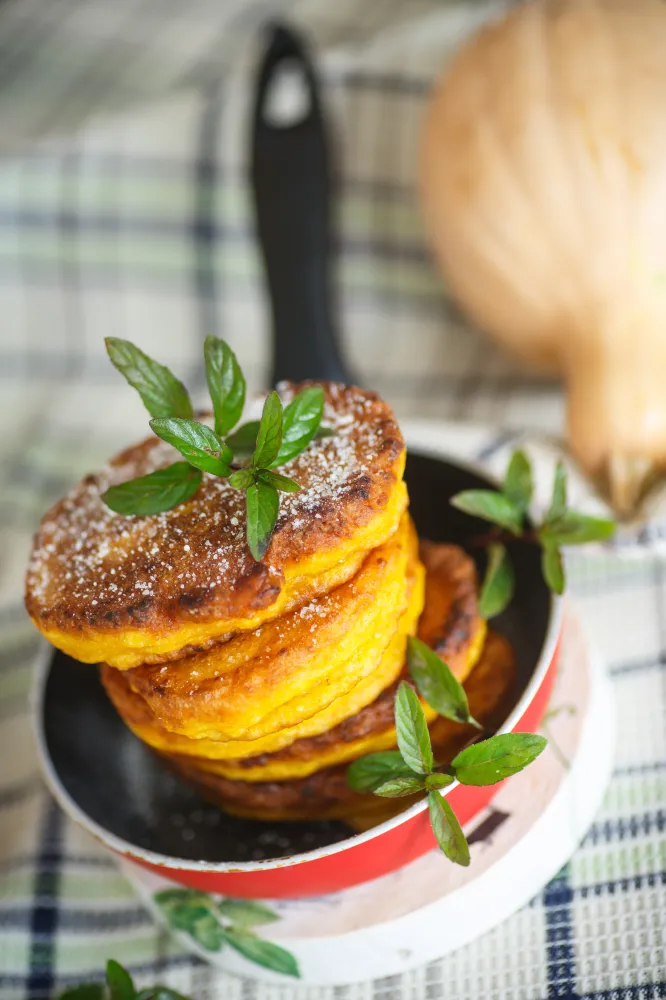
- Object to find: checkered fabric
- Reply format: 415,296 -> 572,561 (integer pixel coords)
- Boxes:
0,0 -> 664,997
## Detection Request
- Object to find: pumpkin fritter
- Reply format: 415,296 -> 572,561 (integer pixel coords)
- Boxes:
161,629 -> 517,822
102,513 -> 421,745
26,382 -> 407,669
174,539 -> 486,782
102,553 -> 424,760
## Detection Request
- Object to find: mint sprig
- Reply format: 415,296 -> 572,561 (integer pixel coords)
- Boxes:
105,338 -> 193,419
102,463 -> 202,516
347,643 -> 547,866
103,337 -> 330,561
452,450 -> 616,618
58,959 -> 191,1000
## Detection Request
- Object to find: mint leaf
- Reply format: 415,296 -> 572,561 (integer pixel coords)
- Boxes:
105,338 -> 192,419
106,960 -> 135,1000
222,928 -> 300,978
246,480 -> 279,560
226,420 -> 259,459
428,791 -> 470,866
347,751 -> 416,793
154,889 -> 211,931
150,418 -> 232,477
191,914 -> 224,951
425,773 -> 454,791
256,470 -> 300,493
271,387 -> 325,467
479,542 -> 514,619
407,637 -> 479,728
450,490 -> 523,534
102,463 -> 202,516
217,899 -> 278,928
540,511 -> 616,546
228,468 -> 255,489
452,733 -> 547,786
541,543 -> 565,594
547,460 -> 567,523
503,450 -> 533,515
395,681 -> 434,774
59,987 -> 105,1000
203,336 -> 245,437
373,775 -> 426,797
253,392 -> 283,468
316,426 -> 335,439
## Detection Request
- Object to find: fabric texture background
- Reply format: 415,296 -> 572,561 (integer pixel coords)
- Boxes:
0,0 -> 664,997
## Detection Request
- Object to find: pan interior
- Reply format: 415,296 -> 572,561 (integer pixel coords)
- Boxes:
40,452 -> 551,864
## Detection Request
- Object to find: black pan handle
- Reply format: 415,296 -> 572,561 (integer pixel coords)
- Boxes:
251,23 -> 351,386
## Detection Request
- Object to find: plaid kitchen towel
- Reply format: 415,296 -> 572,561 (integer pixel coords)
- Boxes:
0,0 -> 664,997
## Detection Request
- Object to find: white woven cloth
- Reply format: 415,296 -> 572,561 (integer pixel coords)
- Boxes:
1,1 -> 664,997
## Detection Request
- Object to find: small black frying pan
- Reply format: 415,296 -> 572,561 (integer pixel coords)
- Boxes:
37,24 -> 554,866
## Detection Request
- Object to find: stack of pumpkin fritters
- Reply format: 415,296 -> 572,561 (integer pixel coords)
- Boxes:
26,383 -> 516,825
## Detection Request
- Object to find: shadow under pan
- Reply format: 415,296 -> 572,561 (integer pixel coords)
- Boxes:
40,452 -> 551,864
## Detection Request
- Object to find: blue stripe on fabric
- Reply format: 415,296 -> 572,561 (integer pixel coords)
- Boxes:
0,906 -> 151,932
543,865 -> 580,999
581,985 -> 666,1000
583,810 -> 666,847
24,799 -> 64,998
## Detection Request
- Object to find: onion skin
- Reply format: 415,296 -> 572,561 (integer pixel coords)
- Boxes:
420,0 -> 666,515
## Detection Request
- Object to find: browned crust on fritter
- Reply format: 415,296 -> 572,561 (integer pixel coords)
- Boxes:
417,539 -> 482,677
100,520 -> 417,741
167,539 -> 481,771
25,382 -> 404,643
160,630 -> 517,820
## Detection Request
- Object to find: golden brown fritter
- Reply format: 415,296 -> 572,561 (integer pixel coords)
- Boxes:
160,629 -> 517,822
25,382 -> 406,669
101,515 -> 422,751
172,539 -> 486,782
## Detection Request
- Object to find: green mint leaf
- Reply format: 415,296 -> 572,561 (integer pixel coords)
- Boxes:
191,914 -> 225,951
426,773 -> 454,791
154,889 -> 211,931
428,791 -> 470,867
373,775 -> 427,797
256,470 -> 301,493
547,460 -> 568,523
407,637 -> 479,728
540,511 -> 616,546
452,733 -> 547,786
347,751 -> 417,793
316,426 -> 335,439
59,986 -> 106,1000
105,338 -> 192,419
450,490 -> 523,534
150,418 -> 232,477
271,387 -> 325,467
503,450 -> 533,515
222,928 -> 300,978
395,681 -> 434,774
228,469 -> 255,489
102,463 -> 202,516
479,542 -> 515,619
203,336 -> 246,437
541,543 -> 565,594
217,898 -> 279,928
226,420 -> 260,459
246,481 -> 279,560
106,960 -> 135,1000
253,392 -> 283,468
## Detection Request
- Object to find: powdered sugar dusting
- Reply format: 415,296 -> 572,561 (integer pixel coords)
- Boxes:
26,382 -> 402,624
